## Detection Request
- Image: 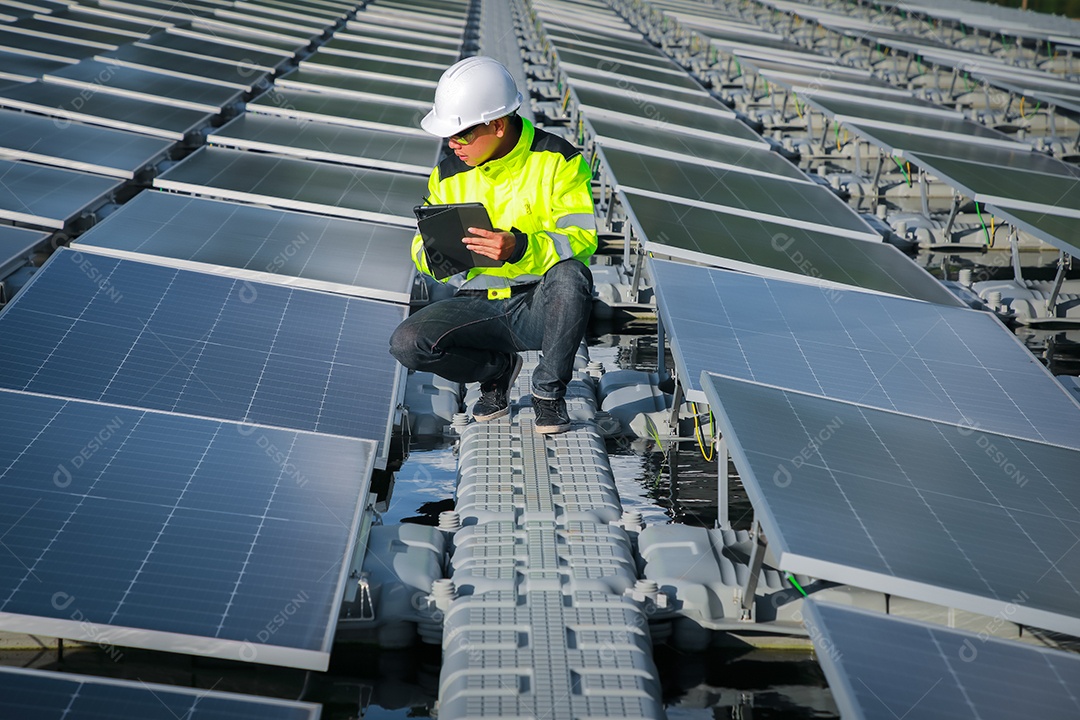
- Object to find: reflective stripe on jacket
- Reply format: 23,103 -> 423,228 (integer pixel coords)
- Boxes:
411,117 -> 598,290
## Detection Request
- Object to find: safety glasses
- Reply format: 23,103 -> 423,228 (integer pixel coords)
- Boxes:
449,123 -> 484,146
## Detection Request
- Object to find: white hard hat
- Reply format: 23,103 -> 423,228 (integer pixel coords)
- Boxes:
421,56 -> 524,138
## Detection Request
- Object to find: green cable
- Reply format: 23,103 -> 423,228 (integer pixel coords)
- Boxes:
892,156 -> 910,186
834,122 -> 841,147
975,202 -> 991,245
1025,100 -> 1042,120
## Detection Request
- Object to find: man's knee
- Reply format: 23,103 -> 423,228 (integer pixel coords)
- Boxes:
389,321 -> 427,370
545,259 -> 592,291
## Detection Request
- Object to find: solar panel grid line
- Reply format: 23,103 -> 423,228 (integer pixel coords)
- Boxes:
620,185 -> 881,242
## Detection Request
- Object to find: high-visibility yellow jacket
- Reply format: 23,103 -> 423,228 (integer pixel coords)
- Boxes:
412,117 -> 598,290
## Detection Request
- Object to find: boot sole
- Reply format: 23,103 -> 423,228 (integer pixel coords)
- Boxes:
535,422 -> 570,434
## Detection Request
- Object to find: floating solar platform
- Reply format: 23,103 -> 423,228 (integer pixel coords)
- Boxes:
275,67 -> 433,107
701,372 -> 1080,637
0,108 -> 173,179
300,52 -> 442,86
0,249 -> 407,465
154,146 -> 425,226
0,666 -> 321,719
804,602 -> 1080,720
0,26 -> 97,62
649,258 -> 1080,448
0,81 -> 213,141
247,86 -> 429,133
0,224 -> 49,279
139,30 -> 292,71
45,59 -> 245,114
97,44 -> 270,91
0,388 -> 375,670
73,191 -> 416,303
208,114 -> 436,174
0,159 -> 122,229
620,191 -> 961,306
589,115 -> 804,178
602,148 -> 879,241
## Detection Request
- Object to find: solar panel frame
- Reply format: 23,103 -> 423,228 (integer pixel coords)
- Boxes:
804,601 -> 1080,720
619,191 -> 963,306
0,387 -> 376,670
650,258 -> 1080,449
207,114 -> 437,175
152,146 -> 427,227
0,666 -> 322,719
701,373 -> 1080,637
72,191 -> 417,304
0,248 -> 407,466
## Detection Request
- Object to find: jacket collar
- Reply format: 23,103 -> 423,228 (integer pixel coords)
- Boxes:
476,117 -> 534,181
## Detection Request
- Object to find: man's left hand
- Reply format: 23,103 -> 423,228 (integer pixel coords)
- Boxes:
464,227 -> 515,262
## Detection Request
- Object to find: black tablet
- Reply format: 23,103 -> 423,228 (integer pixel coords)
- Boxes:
413,202 -> 503,280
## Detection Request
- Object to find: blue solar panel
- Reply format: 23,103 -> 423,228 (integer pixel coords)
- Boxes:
806,602 -> 1080,720
650,258 -> 1080,449
0,249 -> 405,464
0,389 -> 375,670
0,666 -> 321,718
701,373 -> 1080,637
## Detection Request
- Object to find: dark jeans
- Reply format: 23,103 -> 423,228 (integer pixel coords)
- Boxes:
389,260 -> 593,400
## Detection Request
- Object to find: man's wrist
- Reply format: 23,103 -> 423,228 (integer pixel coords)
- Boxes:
507,229 -> 528,263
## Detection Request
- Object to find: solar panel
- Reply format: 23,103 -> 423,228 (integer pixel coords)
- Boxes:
0,27 -> 96,62
0,249 -> 406,465
590,116 -> 806,178
246,86 -> 428,133
651,258 -> 1080,448
97,45 -> 269,91
845,122 -> 1067,167
45,60 -> 245,113
0,80 -> 212,141
550,42 -> 677,71
301,52 -> 442,85
0,388 -> 374,670
558,55 -> 707,95
191,18 -> 312,51
335,27 -> 459,52
586,111 -> 767,152
0,49 -> 69,83
0,159 -> 122,230
804,602 -> 1080,720
621,192 -> 961,306
701,372 -> 1080,636
276,67 -> 432,107
139,32 -> 291,71
906,151 -> 1080,213
987,204 -> 1079,258
208,114 -> 436,174
323,35 -> 457,64
546,32 -> 669,63
602,148 -> 879,240
0,224 -> 49,279
8,16 -> 130,48
0,666 -> 322,719
0,108 -> 173,179
73,191 -> 416,303
154,146 -> 426,226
